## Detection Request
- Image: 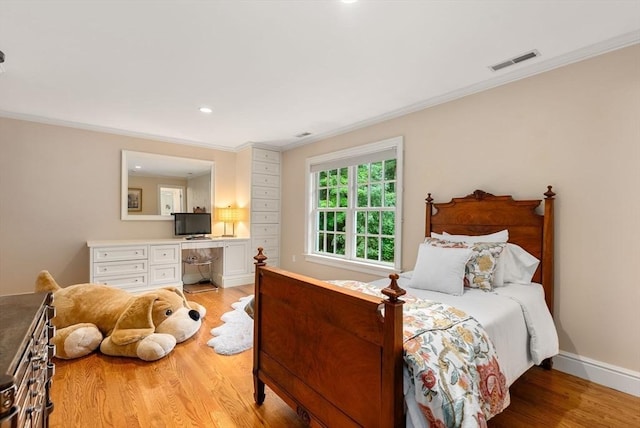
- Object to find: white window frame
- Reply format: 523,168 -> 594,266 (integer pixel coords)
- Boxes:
304,136 -> 403,276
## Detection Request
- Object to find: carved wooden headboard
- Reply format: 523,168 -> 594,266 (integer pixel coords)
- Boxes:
425,186 -> 555,314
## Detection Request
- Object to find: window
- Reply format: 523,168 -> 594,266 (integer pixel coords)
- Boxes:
305,137 -> 403,274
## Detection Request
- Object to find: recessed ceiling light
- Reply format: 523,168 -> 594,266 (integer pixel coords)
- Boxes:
341,0 -> 358,3
199,107 -> 213,114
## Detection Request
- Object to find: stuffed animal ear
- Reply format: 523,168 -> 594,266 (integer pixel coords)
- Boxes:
35,270 -> 62,293
163,286 -> 189,307
110,294 -> 157,345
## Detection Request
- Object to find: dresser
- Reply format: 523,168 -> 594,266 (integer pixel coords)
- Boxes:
250,148 -> 281,269
0,292 -> 55,428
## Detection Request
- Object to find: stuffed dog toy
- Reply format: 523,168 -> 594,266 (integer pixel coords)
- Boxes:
35,271 -> 206,361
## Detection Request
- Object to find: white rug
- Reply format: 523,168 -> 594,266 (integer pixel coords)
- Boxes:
207,295 -> 254,355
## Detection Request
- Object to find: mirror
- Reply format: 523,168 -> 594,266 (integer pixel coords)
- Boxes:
121,151 -> 214,221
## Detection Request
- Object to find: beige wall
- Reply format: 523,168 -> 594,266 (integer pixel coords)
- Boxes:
0,118 -> 236,294
279,44 -> 640,373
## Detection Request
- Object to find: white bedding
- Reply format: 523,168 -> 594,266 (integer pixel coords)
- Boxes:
368,273 -> 558,428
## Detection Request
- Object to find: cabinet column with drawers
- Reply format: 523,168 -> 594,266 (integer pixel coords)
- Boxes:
250,148 -> 281,268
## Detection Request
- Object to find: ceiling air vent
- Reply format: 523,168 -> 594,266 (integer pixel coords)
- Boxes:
490,50 -> 540,72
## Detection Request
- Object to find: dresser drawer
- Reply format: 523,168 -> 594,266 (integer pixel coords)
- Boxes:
93,246 -> 147,262
149,264 -> 180,285
92,274 -> 147,288
252,224 -> 280,237
252,198 -> 279,212
253,148 -> 280,164
252,160 -> 280,176
94,260 -> 147,278
252,211 -> 280,224
253,173 -> 280,188
252,186 -> 280,199
149,244 -> 180,265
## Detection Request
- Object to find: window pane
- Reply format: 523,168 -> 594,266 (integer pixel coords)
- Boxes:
318,232 -> 325,252
367,237 -> 379,260
318,212 -> 325,231
318,188 -> 327,208
338,187 -> 348,207
328,188 -> 337,207
367,211 -> 380,234
384,182 -> 396,207
381,238 -> 394,262
336,234 -> 346,255
382,211 -> 395,235
356,235 -> 365,258
339,167 -> 348,185
328,169 -> 337,186
357,185 -> 368,207
327,211 -> 335,231
356,211 -> 365,234
371,161 -> 383,182
370,184 -> 382,207
327,233 -> 335,253
336,211 -> 346,232
319,170 -> 327,185
384,159 -> 396,180
357,164 -> 368,183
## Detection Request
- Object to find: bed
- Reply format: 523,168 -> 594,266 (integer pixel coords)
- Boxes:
252,187 -> 558,427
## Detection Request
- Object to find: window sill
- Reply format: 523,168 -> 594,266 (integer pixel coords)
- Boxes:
304,253 -> 400,277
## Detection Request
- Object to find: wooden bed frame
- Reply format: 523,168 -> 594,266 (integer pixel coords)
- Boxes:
252,186 -> 555,427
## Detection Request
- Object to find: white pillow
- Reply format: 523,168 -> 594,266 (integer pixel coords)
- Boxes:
429,230 -> 541,286
408,243 -> 473,295
501,243 -> 540,284
436,229 -> 509,243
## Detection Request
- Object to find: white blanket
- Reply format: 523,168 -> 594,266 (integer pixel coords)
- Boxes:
494,283 -> 559,365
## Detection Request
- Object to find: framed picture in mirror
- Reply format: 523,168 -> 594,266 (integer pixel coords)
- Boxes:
128,188 -> 142,211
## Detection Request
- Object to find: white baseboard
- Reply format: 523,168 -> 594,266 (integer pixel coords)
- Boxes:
553,351 -> 640,397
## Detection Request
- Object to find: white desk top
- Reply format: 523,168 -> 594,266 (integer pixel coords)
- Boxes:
87,237 -> 249,247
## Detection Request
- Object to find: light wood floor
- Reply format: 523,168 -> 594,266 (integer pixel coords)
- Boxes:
50,284 -> 640,427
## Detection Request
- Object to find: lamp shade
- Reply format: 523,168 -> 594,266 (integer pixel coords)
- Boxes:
217,207 -> 240,222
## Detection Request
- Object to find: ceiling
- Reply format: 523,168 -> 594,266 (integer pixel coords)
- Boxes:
0,1 -> 638,152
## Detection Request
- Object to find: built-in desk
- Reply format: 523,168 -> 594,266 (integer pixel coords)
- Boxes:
87,238 -> 252,293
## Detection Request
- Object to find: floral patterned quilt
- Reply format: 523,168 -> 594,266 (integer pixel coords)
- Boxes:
329,280 -> 510,428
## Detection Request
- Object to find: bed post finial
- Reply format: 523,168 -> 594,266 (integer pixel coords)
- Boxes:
381,274 -> 406,303
425,193 -> 434,238
254,247 -> 268,266
545,185 -> 555,199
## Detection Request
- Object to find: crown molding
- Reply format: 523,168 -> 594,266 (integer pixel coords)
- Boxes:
280,30 -> 640,152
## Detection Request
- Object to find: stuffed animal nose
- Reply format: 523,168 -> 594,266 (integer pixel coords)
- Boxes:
189,309 -> 200,321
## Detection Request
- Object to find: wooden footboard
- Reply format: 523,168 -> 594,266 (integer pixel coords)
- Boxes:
253,250 -> 406,427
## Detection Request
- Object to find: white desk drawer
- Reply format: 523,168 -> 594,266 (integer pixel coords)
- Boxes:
252,211 -> 280,224
252,186 -> 280,199
253,148 -> 280,164
149,264 -> 180,285
150,244 -> 180,264
181,240 -> 223,250
252,198 -> 279,212
252,161 -> 280,176
252,224 -> 280,237
94,260 -> 147,277
94,246 -> 147,262
93,274 -> 147,288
